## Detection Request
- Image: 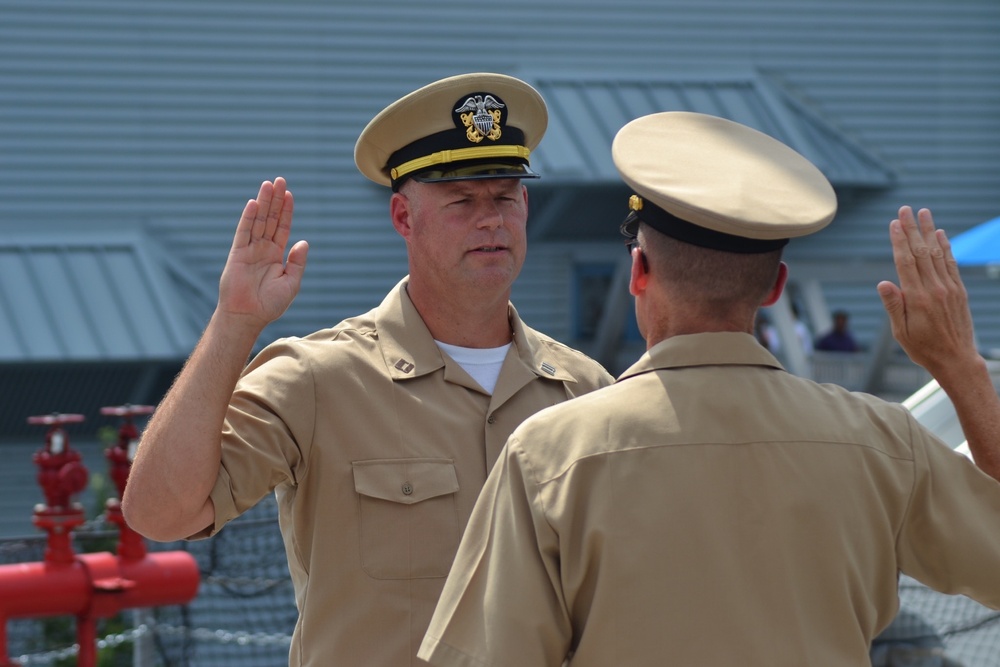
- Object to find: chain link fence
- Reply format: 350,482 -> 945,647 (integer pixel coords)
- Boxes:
2,498 -> 295,666
3,496 -> 998,666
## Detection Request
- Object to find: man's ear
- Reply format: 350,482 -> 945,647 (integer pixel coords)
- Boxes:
760,261 -> 789,307
390,192 -> 411,239
628,247 -> 649,297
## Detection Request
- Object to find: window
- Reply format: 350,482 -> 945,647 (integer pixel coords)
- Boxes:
572,262 -> 640,342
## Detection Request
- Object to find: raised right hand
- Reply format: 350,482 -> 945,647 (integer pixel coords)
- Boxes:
218,177 -> 309,329
876,206 -> 974,378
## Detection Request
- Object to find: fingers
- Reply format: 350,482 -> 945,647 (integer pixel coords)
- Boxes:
933,217 -> 965,291
888,210 -> 919,290
895,206 -> 927,285
898,206 -> 966,300
272,190 -> 295,251
234,178 -> 292,249
885,205 -> 978,370
893,206 -> 949,291
284,240 -> 310,285
262,177 -> 288,241
916,207 -> 950,284
876,279 -> 904,336
249,179 -> 274,241
232,198 -> 258,251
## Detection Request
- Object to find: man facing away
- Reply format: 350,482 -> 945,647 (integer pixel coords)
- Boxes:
121,73 -> 612,666
418,111 -> 1000,666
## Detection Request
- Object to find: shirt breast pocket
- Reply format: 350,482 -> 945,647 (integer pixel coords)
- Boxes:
352,458 -> 460,580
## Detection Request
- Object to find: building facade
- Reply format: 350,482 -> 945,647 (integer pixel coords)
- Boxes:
1,2 -> 999,662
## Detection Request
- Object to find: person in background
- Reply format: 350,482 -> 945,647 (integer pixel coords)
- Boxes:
122,73 -> 613,666
815,308 -> 860,352
418,111 -> 1000,666
792,302 -> 814,356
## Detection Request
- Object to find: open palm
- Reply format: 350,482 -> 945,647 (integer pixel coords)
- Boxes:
219,177 -> 309,328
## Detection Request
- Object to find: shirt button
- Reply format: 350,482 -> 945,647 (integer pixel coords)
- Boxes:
487,414 -> 496,424
401,482 -> 413,496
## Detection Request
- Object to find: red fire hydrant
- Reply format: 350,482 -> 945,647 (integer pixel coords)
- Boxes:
0,410 -> 201,667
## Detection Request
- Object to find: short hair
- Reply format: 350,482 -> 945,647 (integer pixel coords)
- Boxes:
641,225 -> 783,310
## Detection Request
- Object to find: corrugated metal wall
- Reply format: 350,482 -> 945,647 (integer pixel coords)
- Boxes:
1,0 -> 998,352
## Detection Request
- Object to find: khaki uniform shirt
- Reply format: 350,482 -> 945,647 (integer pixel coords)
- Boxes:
420,332 -> 1000,667
202,278 -> 613,666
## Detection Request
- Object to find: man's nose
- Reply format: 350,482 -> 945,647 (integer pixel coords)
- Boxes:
476,201 -> 504,229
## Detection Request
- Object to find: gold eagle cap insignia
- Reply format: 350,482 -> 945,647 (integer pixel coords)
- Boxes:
454,94 -> 505,143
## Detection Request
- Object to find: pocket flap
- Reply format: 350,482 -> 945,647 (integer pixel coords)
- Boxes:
352,458 -> 459,505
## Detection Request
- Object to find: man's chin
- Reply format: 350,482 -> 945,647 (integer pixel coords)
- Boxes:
464,267 -> 520,293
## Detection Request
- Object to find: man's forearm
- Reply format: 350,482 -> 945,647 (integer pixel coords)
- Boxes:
122,311 -> 264,541
934,355 -> 1000,483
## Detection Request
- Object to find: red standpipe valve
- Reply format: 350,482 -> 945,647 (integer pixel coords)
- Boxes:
27,413 -> 88,565
100,404 -> 155,561
28,413 -> 88,511
1,408 -> 200,667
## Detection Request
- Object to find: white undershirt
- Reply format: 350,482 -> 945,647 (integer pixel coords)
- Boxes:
435,341 -> 512,394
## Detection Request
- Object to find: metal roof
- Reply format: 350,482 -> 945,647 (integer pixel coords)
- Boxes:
523,69 -> 897,244
527,68 -> 897,188
0,231 -> 211,362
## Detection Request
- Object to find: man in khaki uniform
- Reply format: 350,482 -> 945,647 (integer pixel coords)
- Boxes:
121,73 -> 612,666
418,112 -> 1000,666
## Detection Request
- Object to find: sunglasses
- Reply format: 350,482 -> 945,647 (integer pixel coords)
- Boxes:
619,211 -> 649,270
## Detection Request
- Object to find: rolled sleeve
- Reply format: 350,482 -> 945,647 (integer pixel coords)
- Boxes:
193,339 -> 316,538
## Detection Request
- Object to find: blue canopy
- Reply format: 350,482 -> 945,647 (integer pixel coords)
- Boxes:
949,215 -> 1000,266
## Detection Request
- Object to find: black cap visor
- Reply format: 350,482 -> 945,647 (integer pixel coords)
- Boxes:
406,161 -> 538,186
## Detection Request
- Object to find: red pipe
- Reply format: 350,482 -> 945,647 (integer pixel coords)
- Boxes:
0,550 -> 200,665
0,410 -> 201,666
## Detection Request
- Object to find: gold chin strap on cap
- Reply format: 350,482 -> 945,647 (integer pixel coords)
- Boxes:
390,145 -> 531,181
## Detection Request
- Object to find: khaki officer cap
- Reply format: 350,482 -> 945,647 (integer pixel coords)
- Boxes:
613,111 -> 837,253
355,73 -> 548,191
